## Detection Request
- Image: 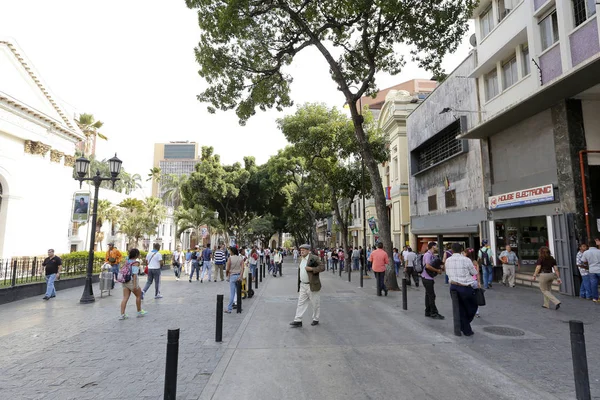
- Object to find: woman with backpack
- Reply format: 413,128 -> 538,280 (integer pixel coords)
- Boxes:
119,248 -> 147,320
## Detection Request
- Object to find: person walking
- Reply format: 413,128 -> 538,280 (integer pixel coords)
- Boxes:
421,242 -> 445,320
370,242 -> 389,296
142,243 -> 164,299
105,242 -> 123,289
532,246 -> 562,310
331,249 -> 338,272
290,244 -> 325,327
338,248 -> 346,271
249,247 -> 259,281
583,240 -> 600,302
393,248 -> 401,276
442,243 -> 453,285
118,248 -> 147,320
224,246 -> 244,313
273,249 -> 283,277
499,245 -> 519,287
293,247 -> 299,263
189,245 -> 201,282
403,247 -> 419,287
172,245 -> 184,281
213,244 -> 227,282
185,248 -> 193,275
42,249 -> 62,300
200,243 -> 213,283
445,243 -> 478,336
577,243 -> 591,300
351,247 -> 360,271
477,240 -> 494,289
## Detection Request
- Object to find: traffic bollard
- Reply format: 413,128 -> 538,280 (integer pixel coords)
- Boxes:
248,272 -> 252,297
216,295 -> 223,342
259,264 -> 263,283
402,278 -> 407,310
236,279 -> 242,313
569,320 -> 591,400
263,262 -> 266,278
255,269 -> 258,289
450,290 -> 461,336
360,265 -> 363,288
339,262 -> 342,277
164,329 -> 180,400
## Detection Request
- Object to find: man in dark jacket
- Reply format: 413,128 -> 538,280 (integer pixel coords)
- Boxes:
290,244 -> 325,327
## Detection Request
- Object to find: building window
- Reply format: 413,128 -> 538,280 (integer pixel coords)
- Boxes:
412,120 -> 467,173
445,190 -> 457,208
385,164 -> 390,187
539,10 -> 559,51
428,195 -> 437,212
480,5 -> 494,37
502,56 -> 518,89
498,0 -> 514,22
485,68 -> 499,100
573,0 -> 597,27
521,45 -> 530,76
393,156 -> 398,182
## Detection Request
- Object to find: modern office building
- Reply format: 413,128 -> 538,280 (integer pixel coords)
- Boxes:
152,141 -> 200,200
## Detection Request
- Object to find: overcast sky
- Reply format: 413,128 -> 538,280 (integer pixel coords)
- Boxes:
1,0 -> 473,194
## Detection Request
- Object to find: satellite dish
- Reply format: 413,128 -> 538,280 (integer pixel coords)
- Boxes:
469,34 -> 477,47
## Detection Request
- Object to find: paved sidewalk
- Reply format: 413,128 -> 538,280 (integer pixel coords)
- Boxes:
0,262 -> 594,399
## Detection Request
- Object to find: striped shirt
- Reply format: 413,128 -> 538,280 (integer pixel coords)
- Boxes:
214,250 -> 226,265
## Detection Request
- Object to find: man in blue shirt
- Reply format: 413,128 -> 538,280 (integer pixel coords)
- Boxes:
421,242 -> 444,320
499,245 -> 519,287
200,243 -> 213,283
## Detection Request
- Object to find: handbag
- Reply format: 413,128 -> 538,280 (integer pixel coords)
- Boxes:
144,252 -> 158,275
475,288 -> 486,306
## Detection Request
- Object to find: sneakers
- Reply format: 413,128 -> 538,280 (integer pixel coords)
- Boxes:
137,310 -> 148,317
42,296 -> 49,300
176,278 -> 180,281
189,279 -> 192,283
118,314 -> 129,320
155,294 -> 163,299
430,314 -> 445,320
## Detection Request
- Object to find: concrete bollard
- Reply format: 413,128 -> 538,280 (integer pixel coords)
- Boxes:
450,290 -> 461,336
216,295 -> 223,342
402,278 -> 407,310
570,320 -> 591,400
236,279 -> 242,313
164,329 -> 180,400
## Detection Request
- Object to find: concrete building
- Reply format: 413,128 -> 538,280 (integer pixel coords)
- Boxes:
0,38 -> 85,258
151,141 -> 200,199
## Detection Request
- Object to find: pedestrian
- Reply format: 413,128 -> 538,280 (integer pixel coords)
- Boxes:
189,245 -> 201,282
42,249 -> 62,300
532,246 -> 562,310
403,247 -> 419,287
185,248 -> 192,274
224,246 -> 244,313
293,247 -> 298,263
351,247 -> 360,270
105,242 -> 122,289
213,244 -> 227,282
249,247 -> 259,280
370,242 -> 389,296
445,243 -> 478,336
265,247 -> 271,270
199,243 -> 213,283
172,244 -> 184,281
442,243 -> 452,284
118,248 -> 147,320
577,243 -> 591,300
273,249 -> 283,277
499,245 -> 519,287
421,241 -> 445,320
477,240 -> 494,289
326,248 -> 332,271
582,241 -> 600,302
142,243 -> 164,299
393,248 -> 401,276
331,249 -> 338,271
259,247 -> 264,267
290,244 -> 324,327
338,248 -> 345,271
464,248 -> 481,317
359,246 -> 365,271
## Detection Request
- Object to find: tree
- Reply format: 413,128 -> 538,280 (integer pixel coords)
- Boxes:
243,215 -> 276,247
95,199 -> 113,250
161,174 -> 188,208
186,0 -> 475,273
147,167 -> 162,183
118,198 -> 166,248
76,113 -> 106,157
174,205 -> 216,245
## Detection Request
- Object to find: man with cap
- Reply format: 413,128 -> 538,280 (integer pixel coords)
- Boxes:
477,240 -> 494,289
105,242 -> 122,289
290,244 -> 325,327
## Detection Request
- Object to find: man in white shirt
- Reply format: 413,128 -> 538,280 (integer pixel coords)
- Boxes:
293,248 -> 299,263
403,247 -> 419,287
290,244 -> 324,327
445,243 -> 478,336
143,243 -> 164,299
582,241 -> 600,302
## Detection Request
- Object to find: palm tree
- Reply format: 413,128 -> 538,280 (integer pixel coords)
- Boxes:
161,174 -> 188,208
174,205 -> 216,246
95,199 -> 112,250
147,167 -> 162,182
75,113 -> 107,157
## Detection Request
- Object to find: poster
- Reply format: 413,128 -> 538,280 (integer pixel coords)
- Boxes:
367,216 -> 379,234
72,192 -> 90,222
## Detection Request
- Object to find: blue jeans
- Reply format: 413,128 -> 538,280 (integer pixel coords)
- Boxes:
111,264 -> 119,288
352,258 -> 359,270
580,274 -> 592,299
482,265 -> 494,288
588,273 -> 600,300
190,262 -> 200,280
201,261 -> 212,281
228,274 -> 240,311
250,263 -> 256,277
143,269 -> 161,296
394,261 -> 400,275
45,273 -> 57,297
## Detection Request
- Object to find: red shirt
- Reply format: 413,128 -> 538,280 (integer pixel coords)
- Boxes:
369,249 -> 389,273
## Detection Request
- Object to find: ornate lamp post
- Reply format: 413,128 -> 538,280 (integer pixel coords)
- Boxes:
74,154 -> 122,303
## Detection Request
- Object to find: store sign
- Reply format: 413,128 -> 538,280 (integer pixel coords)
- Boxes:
489,184 -> 554,210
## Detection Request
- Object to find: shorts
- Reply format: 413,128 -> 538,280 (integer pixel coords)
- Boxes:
123,280 -> 139,291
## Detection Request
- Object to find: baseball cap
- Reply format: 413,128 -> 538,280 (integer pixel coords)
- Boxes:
482,239 -> 489,245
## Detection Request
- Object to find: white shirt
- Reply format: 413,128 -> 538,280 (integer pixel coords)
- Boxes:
299,255 -> 309,283
582,247 -> 600,274
445,253 -> 477,286
404,251 -> 417,267
274,253 -> 283,263
146,251 -> 163,270
401,250 -> 409,261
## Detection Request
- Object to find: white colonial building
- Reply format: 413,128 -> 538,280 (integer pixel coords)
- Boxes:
0,38 -> 85,258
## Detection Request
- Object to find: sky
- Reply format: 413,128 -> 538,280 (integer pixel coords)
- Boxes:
0,0 -> 473,194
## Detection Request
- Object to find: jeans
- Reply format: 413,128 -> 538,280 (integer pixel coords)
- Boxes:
173,262 -> 180,278
375,271 -> 387,295
421,278 -> 439,316
405,267 -> 419,286
580,274 -> 592,299
250,263 -> 257,278
190,262 -> 200,280
450,284 -> 478,335
481,265 -> 494,288
332,259 -> 338,271
274,263 -> 282,276
394,261 -> 400,275
228,274 -> 240,311
45,273 -> 57,297
352,258 -> 359,270
111,264 -> 119,288
588,273 -> 600,300
143,269 -> 161,296
201,261 -> 212,281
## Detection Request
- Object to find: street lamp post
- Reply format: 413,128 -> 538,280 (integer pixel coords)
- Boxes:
74,154 -> 122,304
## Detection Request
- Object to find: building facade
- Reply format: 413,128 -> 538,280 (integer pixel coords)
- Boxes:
152,141 -> 200,199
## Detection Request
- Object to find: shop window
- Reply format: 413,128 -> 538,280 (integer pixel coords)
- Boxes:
412,119 -> 467,174
485,68 -> 499,101
502,55 -> 518,89
445,190 -> 457,208
573,0 -> 597,28
480,5 -> 494,37
539,10 -> 559,51
521,45 -> 530,76
428,195 -> 437,212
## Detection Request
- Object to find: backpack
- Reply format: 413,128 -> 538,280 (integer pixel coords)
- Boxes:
117,260 -> 135,283
414,253 -> 424,273
191,252 -> 198,260
480,248 -> 491,266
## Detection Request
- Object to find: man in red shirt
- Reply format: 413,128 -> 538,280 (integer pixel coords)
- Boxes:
369,242 -> 389,296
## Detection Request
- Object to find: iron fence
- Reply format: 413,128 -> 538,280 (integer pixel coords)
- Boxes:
0,256 -> 105,287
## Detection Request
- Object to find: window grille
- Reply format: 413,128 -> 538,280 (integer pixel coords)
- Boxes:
573,0 -> 596,27
445,190 -> 457,208
415,122 -> 464,172
428,195 -> 437,212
